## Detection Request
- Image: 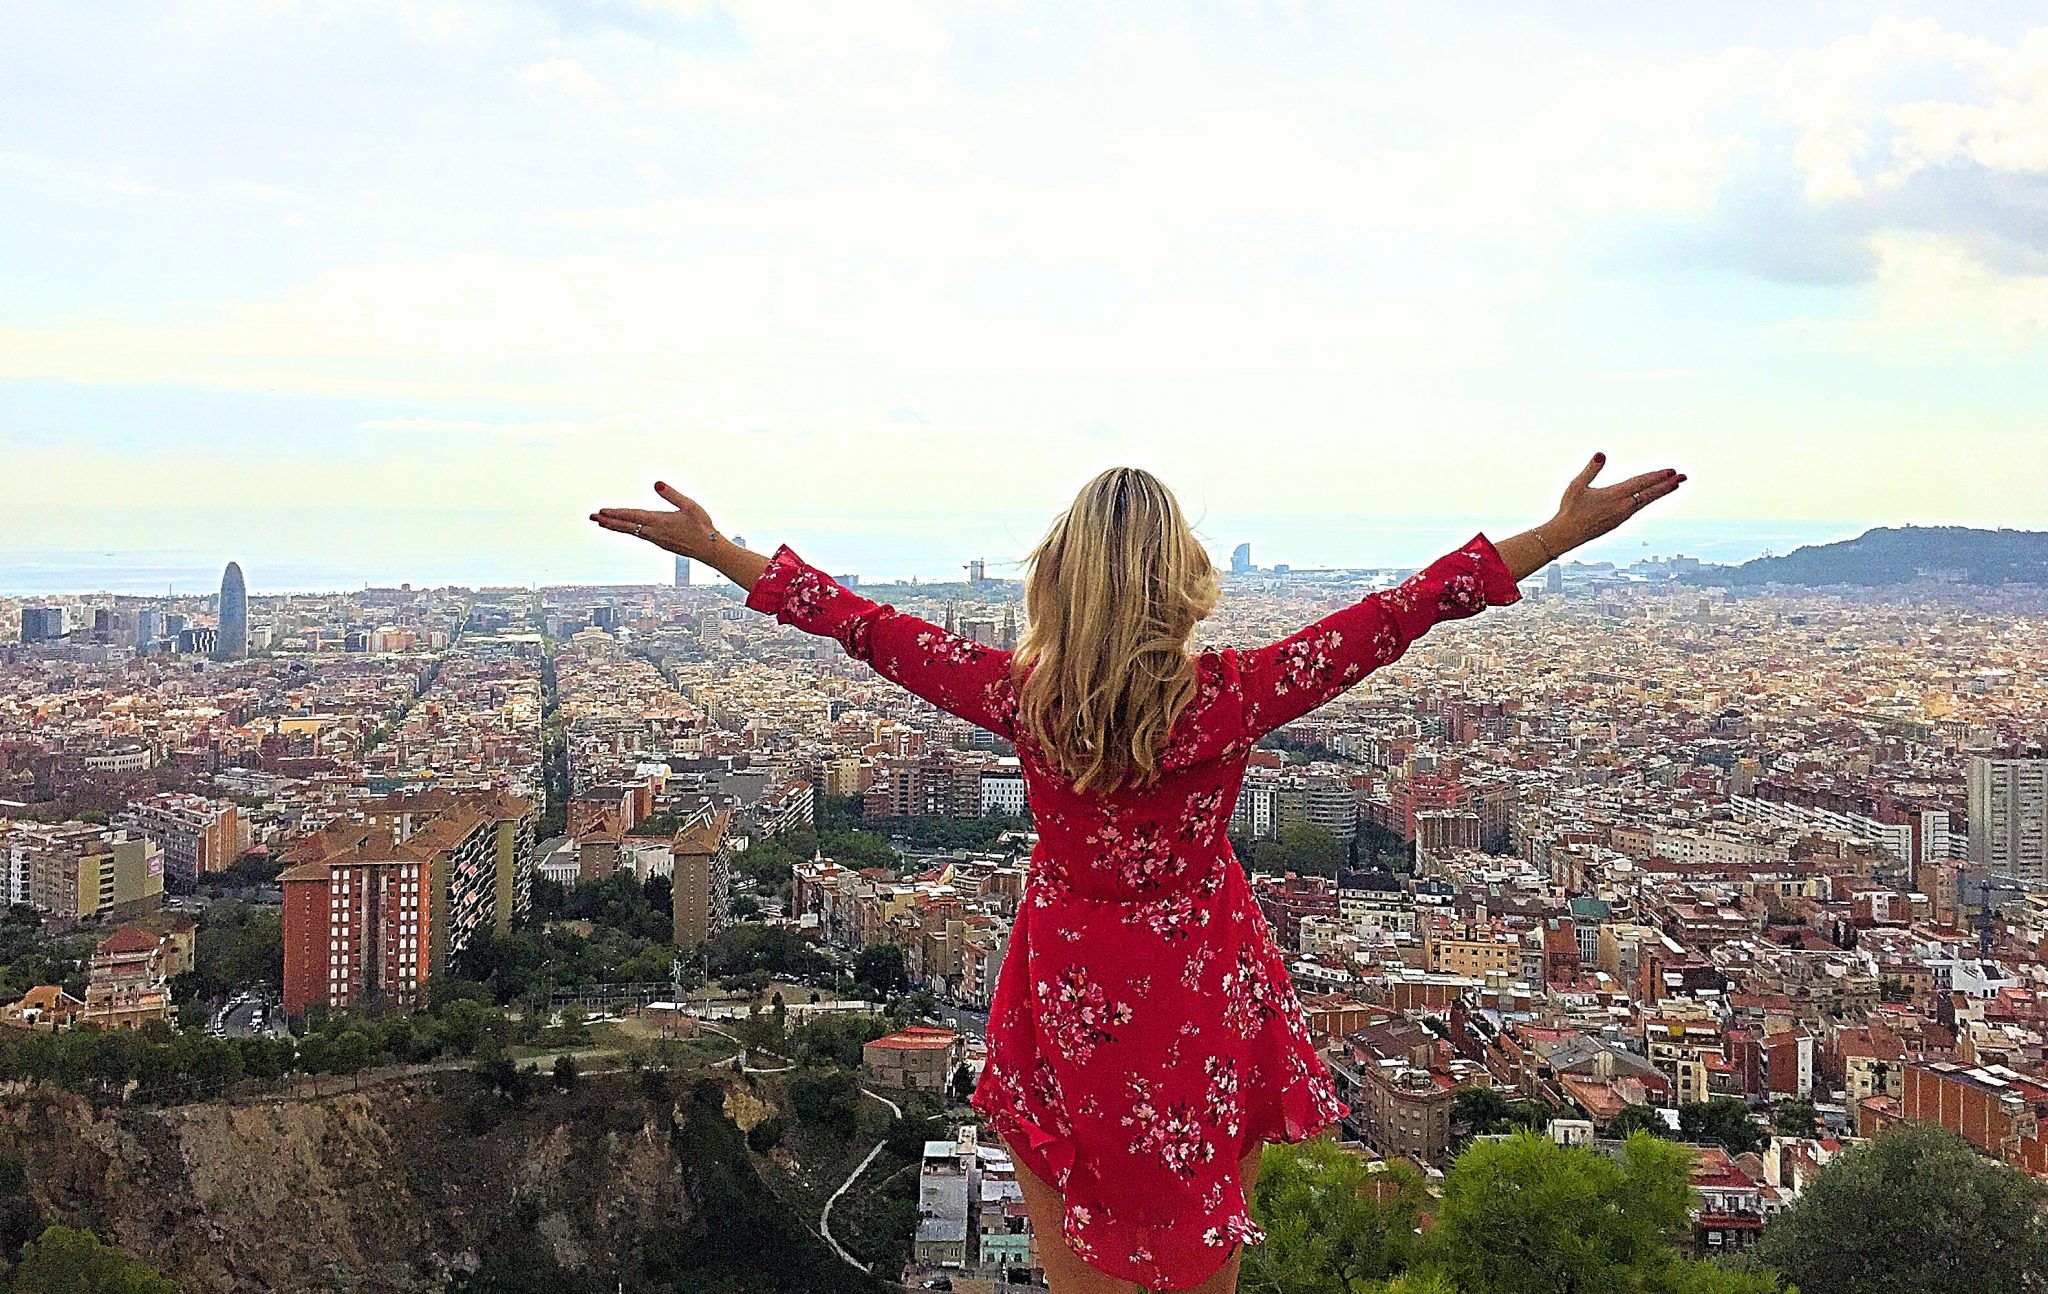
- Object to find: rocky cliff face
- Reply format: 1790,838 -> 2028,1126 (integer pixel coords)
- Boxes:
0,1072 -> 752,1293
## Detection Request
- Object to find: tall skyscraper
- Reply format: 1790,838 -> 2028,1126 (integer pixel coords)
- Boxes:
1230,543 -> 1252,575
1968,756 -> 2048,886
213,561 -> 248,661
19,607 -> 65,642
1546,563 -> 1564,594
674,554 -> 691,587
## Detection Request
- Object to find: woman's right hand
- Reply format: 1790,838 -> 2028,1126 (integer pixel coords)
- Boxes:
1544,453 -> 1686,550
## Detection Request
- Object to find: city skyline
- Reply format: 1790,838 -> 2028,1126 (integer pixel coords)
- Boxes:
7,3 -> 2048,590
1,513 -> 1877,598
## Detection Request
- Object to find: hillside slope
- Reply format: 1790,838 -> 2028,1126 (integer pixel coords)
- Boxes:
0,1071 -> 887,1294
1685,526 -> 2048,587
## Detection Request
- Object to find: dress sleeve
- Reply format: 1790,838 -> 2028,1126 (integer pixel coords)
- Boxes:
1234,532 -> 1522,740
745,544 -> 1018,738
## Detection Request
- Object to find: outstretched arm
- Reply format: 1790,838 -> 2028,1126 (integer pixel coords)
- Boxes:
1236,533 -> 1524,739
1235,453 -> 1685,738
591,484 -> 1016,736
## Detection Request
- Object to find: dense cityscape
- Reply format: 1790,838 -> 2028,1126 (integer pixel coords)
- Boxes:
2,534 -> 2046,1292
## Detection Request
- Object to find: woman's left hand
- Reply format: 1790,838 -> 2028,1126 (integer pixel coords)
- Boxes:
590,482 -> 719,559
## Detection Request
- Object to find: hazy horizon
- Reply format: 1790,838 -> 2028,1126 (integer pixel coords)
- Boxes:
1,513 -> 1890,598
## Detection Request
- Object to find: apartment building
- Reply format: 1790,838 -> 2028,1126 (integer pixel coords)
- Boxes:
671,805 -> 734,950
23,824 -> 163,921
1968,756 -> 2048,886
115,793 -> 242,884
1901,1059 -> 2048,1177
279,789 -> 536,1016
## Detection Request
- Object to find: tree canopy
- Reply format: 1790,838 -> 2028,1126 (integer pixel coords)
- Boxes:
1678,1098 -> 1766,1155
1757,1123 -> 2048,1294
1243,1138 -> 1428,1292
1246,1130 -> 1790,1294
1432,1132 -> 1699,1294
852,943 -> 907,997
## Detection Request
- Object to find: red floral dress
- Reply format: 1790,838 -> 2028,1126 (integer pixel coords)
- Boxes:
745,534 -> 1523,1290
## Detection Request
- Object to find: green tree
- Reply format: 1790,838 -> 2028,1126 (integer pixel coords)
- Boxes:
8,1225 -> 181,1293
1769,1100 -> 1819,1137
171,901 -> 284,1002
1679,1098 -> 1765,1154
1605,1103 -> 1673,1140
1244,1138 -> 1428,1293
1649,1262 -> 1793,1294
852,943 -> 907,997
550,1003 -> 592,1046
886,988 -> 938,1024
820,830 -> 898,871
1453,1086 -> 1562,1140
1756,1123 -> 2048,1294
1428,1131 -> 1697,1294
746,1115 -> 785,1153
1250,822 -> 1346,878
883,1113 -> 928,1160
0,1153 -> 41,1271
791,1013 -> 892,1068
733,1006 -> 787,1055
703,924 -> 829,981
1371,1278 -> 1460,1294
788,1066 -> 863,1131
551,1054 -> 580,1091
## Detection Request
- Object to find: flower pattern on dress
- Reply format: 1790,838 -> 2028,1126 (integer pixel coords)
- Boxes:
1201,1053 -> 1245,1137
746,534 -> 1522,1292
1125,1097 -> 1217,1180
1036,964 -> 1135,1065
1180,938 -> 1220,992
1270,633 -> 1340,697
1122,1070 -> 1217,1180
1178,787 -> 1228,847
1088,817 -> 1181,893
915,628 -> 993,665
1220,941 -> 1290,1040
1122,889 -> 1212,941
1438,568 -> 1485,615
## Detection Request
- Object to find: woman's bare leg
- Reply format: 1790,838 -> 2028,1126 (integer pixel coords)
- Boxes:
1180,1144 -> 1266,1294
1009,1145 -> 1143,1294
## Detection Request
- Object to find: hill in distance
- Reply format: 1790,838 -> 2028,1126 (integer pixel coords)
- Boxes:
1683,525 -> 2048,588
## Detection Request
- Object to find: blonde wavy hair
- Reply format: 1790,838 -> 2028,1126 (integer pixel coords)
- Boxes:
1011,467 -> 1221,795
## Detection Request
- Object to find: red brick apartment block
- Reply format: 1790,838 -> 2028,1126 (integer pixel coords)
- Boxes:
1901,1060 -> 2048,1177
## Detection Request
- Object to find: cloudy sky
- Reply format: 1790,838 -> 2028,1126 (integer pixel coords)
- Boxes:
5,2 -> 2048,588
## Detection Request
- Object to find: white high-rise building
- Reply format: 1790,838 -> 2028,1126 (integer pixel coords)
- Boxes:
1968,756 -> 2048,887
